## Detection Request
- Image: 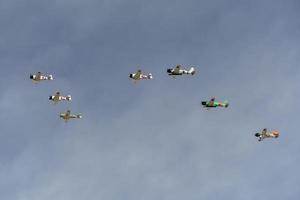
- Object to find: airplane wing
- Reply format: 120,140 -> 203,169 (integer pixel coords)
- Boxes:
173,65 -> 181,74
53,92 -> 60,100
207,98 -> 215,106
66,110 -> 71,117
134,69 -> 142,79
262,128 -> 267,136
36,72 -> 42,79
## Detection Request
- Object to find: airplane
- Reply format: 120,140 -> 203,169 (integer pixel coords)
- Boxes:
255,128 -> 279,141
60,110 -> 82,122
201,97 -> 229,109
129,69 -> 153,82
30,72 -> 53,82
49,92 -> 71,103
167,65 -> 196,76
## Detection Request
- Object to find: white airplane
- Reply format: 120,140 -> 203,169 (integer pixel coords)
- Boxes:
129,69 -> 153,82
30,72 -> 53,82
60,110 -> 82,122
49,92 -> 71,103
167,65 -> 196,76
255,128 -> 280,141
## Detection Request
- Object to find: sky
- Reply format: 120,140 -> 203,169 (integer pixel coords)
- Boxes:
0,0 -> 300,199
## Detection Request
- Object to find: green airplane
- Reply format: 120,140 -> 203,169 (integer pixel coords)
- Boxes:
201,97 -> 229,109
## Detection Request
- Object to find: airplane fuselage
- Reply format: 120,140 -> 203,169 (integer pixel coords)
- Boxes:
167,69 -> 184,75
30,73 -> 53,81
60,112 -> 82,122
255,131 -> 279,141
49,95 -> 71,102
202,101 -> 228,108
129,73 -> 152,80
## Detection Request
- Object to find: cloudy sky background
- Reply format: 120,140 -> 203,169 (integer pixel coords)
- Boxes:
0,0 -> 300,199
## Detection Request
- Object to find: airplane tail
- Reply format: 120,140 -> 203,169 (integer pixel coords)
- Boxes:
66,95 -> 72,101
77,114 -> 82,119
223,101 -> 229,108
272,131 -> 280,138
188,67 -> 196,75
48,74 -> 54,80
148,73 -> 153,79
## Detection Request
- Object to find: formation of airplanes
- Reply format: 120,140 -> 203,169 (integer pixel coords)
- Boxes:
30,68 -> 280,141
128,65 -> 196,82
30,72 -> 82,122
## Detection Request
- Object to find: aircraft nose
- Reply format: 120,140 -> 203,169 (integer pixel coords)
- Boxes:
129,74 -> 133,78
201,101 -> 207,106
255,133 -> 260,137
167,69 -> 172,73
49,96 -> 53,100
30,75 -> 33,79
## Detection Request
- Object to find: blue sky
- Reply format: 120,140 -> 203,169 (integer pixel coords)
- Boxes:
0,0 -> 300,199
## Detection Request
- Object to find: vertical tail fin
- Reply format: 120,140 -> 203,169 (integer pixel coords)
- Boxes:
223,101 -> 229,108
272,131 -> 280,138
188,67 -> 196,75
66,95 -> 72,101
48,75 -> 53,80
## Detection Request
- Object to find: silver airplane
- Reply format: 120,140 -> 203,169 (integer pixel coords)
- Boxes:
167,65 -> 196,77
129,69 -> 153,83
49,92 -> 72,104
60,110 -> 82,122
30,72 -> 53,82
